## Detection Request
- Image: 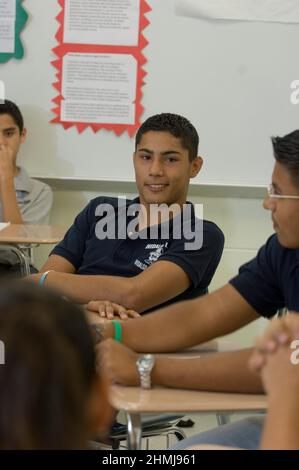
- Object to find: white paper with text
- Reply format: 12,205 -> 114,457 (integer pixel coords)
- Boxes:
63,0 -> 140,46
0,0 -> 16,53
61,53 -> 137,125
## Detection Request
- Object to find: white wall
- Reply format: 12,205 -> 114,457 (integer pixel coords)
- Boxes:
34,185 -> 273,347
2,0 -> 298,184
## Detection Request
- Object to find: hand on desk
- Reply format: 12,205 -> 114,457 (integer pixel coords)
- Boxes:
27,273 -> 140,321
99,339 -> 139,386
87,300 -> 139,321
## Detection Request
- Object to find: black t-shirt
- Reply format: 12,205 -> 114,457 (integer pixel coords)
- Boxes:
230,234 -> 299,318
51,197 -> 224,311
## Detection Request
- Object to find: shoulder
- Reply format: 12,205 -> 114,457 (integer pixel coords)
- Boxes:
23,174 -> 53,205
200,219 -> 225,249
186,202 -> 224,245
202,219 -> 224,238
30,178 -> 52,195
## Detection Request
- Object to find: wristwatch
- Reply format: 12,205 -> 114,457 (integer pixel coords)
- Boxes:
136,354 -> 155,389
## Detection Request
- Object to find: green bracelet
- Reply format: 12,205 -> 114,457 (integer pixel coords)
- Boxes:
112,320 -> 122,343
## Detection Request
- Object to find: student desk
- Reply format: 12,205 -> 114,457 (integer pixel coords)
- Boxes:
107,341 -> 267,450
0,224 -> 67,275
109,384 -> 267,450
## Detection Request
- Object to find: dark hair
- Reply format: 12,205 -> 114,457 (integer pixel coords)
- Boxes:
0,99 -> 24,133
0,282 -> 97,449
272,130 -> 299,185
135,113 -> 199,161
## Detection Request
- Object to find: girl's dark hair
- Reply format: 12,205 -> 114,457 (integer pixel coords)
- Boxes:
0,282 -> 97,449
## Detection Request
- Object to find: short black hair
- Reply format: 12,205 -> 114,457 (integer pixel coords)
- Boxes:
272,130 -> 299,186
135,113 -> 199,161
0,99 -> 24,133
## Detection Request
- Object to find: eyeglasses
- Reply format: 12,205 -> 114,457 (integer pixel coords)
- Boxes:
267,184 -> 299,200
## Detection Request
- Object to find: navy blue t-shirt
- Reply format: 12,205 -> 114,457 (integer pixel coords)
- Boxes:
230,234 -> 299,318
51,197 -> 224,310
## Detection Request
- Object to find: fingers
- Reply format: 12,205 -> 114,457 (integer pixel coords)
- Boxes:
127,309 -> 140,319
87,300 -> 104,313
97,338 -> 139,386
255,318 -> 290,353
87,300 -> 117,319
285,312 -> 299,340
105,302 -> 116,320
248,349 -> 266,373
87,300 -> 140,320
249,315 -> 299,374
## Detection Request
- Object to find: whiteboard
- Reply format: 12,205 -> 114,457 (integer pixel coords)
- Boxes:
1,0 -> 299,186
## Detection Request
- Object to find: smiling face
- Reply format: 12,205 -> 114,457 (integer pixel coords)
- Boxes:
0,114 -> 26,166
133,131 -> 202,209
263,161 -> 299,248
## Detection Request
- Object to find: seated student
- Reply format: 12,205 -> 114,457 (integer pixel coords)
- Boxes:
29,113 -> 224,316
0,100 -> 53,273
0,282 -> 112,449
96,129 -> 299,449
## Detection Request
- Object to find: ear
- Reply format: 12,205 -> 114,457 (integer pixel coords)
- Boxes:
88,373 -> 113,437
190,156 -> 203,179
20,127 -> 27,144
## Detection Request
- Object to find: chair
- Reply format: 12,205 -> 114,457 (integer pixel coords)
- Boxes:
109,413 -> 187,450
0,244 -> 31,276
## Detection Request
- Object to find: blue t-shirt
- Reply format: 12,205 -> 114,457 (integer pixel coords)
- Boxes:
51,197 -> 224,310
230,234 -> 299,318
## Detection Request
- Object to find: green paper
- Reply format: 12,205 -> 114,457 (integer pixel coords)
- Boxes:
0,0 -> 28,63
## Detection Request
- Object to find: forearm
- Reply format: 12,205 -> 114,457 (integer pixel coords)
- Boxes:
0,179 -> 23,223
152,348 -> 264,393
120,286 -> 258,353
261,392 -> 299,449
36,271 -> 134,306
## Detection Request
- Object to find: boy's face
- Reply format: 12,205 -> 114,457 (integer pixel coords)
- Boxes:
0,114 -> 26,166
264,161 -> 299,248
133,130 -> 202,208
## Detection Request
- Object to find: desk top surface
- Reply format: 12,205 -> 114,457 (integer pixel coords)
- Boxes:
0,224 -> 67,244
110,385 -> 267,414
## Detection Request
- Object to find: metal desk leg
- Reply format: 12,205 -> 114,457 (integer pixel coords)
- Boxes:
216,412 -> 231,426
127,413 -> 142,450
0,245 -> 31,276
